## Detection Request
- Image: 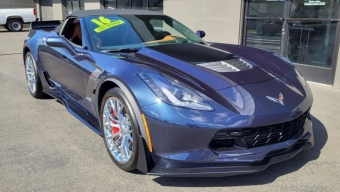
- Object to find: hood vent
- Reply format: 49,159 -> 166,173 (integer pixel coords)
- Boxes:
196,58 -> 253,73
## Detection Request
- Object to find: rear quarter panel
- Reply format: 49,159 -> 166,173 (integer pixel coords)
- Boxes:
24,29 -> 58,61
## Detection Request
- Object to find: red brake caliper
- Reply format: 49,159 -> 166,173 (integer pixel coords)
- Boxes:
110,107 -> 120,136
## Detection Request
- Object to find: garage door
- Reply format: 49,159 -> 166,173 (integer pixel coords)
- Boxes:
41,0 -> 53,21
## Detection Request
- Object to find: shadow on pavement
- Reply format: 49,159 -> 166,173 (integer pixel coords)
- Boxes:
153,115 -> 326,187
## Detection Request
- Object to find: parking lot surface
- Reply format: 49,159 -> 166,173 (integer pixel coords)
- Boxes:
0,31 -> 339,192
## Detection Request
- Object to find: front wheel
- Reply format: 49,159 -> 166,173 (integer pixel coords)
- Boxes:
100,87 -> 138,171
24,52 -> 46,98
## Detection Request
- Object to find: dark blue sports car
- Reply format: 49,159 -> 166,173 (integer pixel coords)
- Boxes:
23,9 -> 314,177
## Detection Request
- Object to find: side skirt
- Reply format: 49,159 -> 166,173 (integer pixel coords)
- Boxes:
42,90 -> 103,136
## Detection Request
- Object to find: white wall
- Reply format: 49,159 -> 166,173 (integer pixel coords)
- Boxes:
164,0 -> 243,44
53,0 -> 64,20
84,0 -> 102,10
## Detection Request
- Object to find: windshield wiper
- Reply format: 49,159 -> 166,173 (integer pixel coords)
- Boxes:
102,48 -> 140,53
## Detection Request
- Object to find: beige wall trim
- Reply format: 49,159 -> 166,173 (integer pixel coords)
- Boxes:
84,0 -> 102,10
35,2 -> 41,21
53,0 -> 64,20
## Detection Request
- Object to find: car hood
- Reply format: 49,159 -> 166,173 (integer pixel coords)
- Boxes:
135,43 -> 291,90
127,43 -> 310,116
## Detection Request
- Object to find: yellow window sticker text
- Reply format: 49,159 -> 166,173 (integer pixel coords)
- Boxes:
91,16 -> 125,33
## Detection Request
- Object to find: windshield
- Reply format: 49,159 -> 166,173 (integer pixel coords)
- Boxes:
85,15 -> 204,51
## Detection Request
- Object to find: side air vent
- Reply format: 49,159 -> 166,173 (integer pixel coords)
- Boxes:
42,71 -> 55,88
197,58 -> 253,72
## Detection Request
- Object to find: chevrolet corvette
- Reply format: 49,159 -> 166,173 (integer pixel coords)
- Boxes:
23,9 -> 314,177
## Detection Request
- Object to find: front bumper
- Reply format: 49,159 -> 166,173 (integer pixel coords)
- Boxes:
147,118 -> 313,177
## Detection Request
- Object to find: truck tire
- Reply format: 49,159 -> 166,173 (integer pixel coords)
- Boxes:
8,19 -> 23,32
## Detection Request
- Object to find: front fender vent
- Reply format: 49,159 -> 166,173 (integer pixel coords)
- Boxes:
197,58 -> 253,73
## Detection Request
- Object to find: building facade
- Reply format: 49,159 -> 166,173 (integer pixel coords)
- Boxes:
0,0 -> 36,9
32,0 -> 163,21
2,0 -> 340,87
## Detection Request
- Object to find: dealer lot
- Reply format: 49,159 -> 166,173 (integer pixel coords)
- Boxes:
0,31 -> 339,191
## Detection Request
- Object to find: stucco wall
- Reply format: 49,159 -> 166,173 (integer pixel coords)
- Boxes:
164,0 -> 243,44
53,0 -> 64,20
84,0 -> 102,10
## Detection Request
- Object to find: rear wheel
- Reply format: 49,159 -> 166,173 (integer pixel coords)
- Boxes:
100,87 -> 138,171
24,52 -> 46,98
4,25 -> 9,31
8,19 -> 23,32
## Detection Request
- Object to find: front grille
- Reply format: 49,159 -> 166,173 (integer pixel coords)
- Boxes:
211,111 -> 310,149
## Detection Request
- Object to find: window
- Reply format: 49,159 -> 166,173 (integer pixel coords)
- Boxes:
287,20 -> 337,68
244,0 -> 340,84
104,0 -> 117,9
245,19 -> 282,54
65,0 -> 84,16
117,0 -> 130,9
60,18 -> 83,47
290,0 -> 340,18
148,0 -> 163,12
248,0 -> 285,18
85,15 -> 203,51
132,0 -> 147,10
104,0 -> 163,12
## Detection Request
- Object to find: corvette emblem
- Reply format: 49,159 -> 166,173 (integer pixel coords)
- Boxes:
266,93 -> 284,106
279,93 -> 284,102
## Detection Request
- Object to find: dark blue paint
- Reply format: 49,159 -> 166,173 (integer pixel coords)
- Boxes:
23,13 -> 314,177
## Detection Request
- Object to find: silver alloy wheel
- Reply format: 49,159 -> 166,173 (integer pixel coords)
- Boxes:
103,97 -> 133,164
25,54 -> 37,94
11,21 -> 21,31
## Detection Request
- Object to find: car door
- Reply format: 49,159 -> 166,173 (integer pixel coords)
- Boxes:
40,45 -> 84,101
39,18 -> 87,119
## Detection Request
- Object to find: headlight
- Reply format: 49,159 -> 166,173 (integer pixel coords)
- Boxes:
138,73 -> 214,111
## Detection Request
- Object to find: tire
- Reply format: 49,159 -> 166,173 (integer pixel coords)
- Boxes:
4,25 -> 9,31
100,87 -> 138,171
8,19 -> 23,32
24,52 -> 46,98
256,27 -> 264,36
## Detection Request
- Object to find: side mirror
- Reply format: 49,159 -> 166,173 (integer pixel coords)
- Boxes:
196,30 -> 206,38
46,37 -> 76,56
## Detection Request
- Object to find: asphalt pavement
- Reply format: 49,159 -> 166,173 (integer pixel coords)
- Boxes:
0,30 -> 339,192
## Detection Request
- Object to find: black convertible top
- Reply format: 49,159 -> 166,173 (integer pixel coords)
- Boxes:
69,9 -> 164,18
